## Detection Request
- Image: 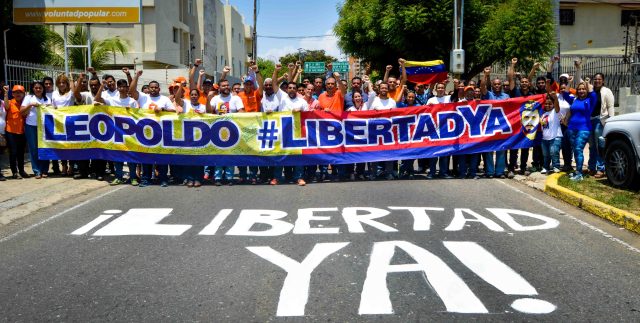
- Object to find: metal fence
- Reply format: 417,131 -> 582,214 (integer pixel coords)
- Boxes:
487,55 -> 632,102
4,59 -> 83,89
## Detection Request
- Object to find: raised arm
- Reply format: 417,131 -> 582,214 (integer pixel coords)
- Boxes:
480,67 -> 491,96
73,73 -> 84,102
190,58 -> 202,89
205,91 -> 215,114
383,64 -> 392,83
508,58 -> 517,91
129,70 -> 142,100
220,66 -> 230,82
573,59 -> 582,89
398,58 -> 407,89
251,63 -> 263,97
196,69 -> 205,92
86,66 -> 98,79
3,85 -> 10,111
174,84 -> 185,108
273,63 -> 281,83
551,92 -> 560,113
122,67 -> 132,85
94,80 -> 107,104
334,72 -> 347,94
287,63 -> 296,83
528,62 -> 540,81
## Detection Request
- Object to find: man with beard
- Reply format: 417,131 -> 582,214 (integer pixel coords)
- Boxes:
237,63 -> 263,184
129,70 -> 176,187
480,67 -> 510,179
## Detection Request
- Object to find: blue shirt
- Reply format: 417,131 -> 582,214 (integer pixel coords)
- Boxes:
415,91 -> 430,105
482,91 -> 510,100
563,91 -> 597,132
397,101 -> 419,108
511,87 -> 536,98
344,90 -> 368,108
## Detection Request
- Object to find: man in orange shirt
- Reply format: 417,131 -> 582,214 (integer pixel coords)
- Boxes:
316,72 -> 348,181
383,58 -> 407,102
317,73 -> 346,113
3,85 -> 29,179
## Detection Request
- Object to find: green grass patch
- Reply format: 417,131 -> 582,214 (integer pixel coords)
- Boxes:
557,174 -> 640,215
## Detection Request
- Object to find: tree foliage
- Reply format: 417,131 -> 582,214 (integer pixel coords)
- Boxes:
0,1 -> 55,81
46,25 -> 130,71
278,50 -> 336,66
334,0 -> 555,79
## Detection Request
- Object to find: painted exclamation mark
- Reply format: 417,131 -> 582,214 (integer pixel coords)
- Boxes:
443,241 -> 557,314
71,210 -> 122,235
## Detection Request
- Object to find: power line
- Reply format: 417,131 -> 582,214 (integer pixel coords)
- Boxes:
257,34 -> 335,39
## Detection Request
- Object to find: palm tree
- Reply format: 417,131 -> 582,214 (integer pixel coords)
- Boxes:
45,25 -> 130,70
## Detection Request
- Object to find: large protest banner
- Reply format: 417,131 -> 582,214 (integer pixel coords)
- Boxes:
37,95 -> 545,166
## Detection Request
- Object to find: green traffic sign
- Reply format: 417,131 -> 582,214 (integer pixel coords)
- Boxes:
332,61 -> 349,73
304,62 -> 325,73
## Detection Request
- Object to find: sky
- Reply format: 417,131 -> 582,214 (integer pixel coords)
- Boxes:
230,0 -> 344,62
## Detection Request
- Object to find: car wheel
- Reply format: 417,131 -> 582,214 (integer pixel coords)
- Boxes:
605,139 -> 639,189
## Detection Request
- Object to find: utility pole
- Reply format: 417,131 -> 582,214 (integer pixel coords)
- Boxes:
252,0 -> 257,60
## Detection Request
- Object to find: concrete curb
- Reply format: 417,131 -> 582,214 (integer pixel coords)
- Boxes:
544,172 -> 640,234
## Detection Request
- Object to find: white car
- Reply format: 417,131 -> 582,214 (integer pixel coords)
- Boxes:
603,112 -> 640,189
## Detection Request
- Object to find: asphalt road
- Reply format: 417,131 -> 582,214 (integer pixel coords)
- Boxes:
1,178 -> 639,321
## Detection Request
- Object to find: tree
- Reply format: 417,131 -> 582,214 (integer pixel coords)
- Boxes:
46,25 -> 130,70
334,0 -> 554,79
0,1 -> 55,81
278,50 -> 337,67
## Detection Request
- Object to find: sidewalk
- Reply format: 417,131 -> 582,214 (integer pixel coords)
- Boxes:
0,155 -> 110,226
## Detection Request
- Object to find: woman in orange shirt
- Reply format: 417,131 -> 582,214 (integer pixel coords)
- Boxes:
2,85 -> 28,179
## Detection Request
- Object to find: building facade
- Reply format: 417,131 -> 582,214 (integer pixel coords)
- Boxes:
52,0 -> 253,79
559,0 -> 640,56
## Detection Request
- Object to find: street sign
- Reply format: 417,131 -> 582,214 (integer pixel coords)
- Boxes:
304,62 -> 325,74
332,61 -> 349,73
13,0 -> 142,24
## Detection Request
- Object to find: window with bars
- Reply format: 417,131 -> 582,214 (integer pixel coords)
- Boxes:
559,9 -> 575,26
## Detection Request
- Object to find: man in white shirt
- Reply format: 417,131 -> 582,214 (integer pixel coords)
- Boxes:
100,74 -> 119,101
272,81 -> 309,186
365,82 -> 396,110
207,79 -> 244,185
96,79 -> 140,186
425,82 -> 454,180
129,70 -> 176,187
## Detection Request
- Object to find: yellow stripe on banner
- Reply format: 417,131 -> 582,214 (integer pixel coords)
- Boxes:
37,105 -> 304,156
404,60 -> 445,68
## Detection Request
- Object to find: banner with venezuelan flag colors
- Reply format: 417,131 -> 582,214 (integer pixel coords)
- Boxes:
405,60 -> 448,85
37,95 -> 545,166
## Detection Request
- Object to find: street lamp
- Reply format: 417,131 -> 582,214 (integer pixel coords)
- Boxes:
3,28 -> 10,85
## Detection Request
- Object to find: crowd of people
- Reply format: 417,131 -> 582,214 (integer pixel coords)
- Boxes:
0,55 -> 613,186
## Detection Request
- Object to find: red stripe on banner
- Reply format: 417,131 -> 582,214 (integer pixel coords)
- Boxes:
299,95 -> 543,155
406,72 -> 449,85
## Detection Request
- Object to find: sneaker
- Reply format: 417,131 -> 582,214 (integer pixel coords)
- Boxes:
426,174 -> 434,179
160,181 -> 169,187
507,171 -> 515,179
227,180 -> 233,186
570,174 -> 584,181
96,176 -> 104,181
385,173 -> 395,181
297,178 -> 306,186
473,175 -> 480,180
131,178 -> 139,186
138,180 -> 149,187
524,170 -> 531,176
110,178 -> 123,186
541,168 -> 548,174
214,180 -> 222,186
553,168 -> 561,173
270,178 -> 279,185
12,173 -> 22,179
499,174 -> 506,179
442,174 -> 454,179
73,173 -> 87,179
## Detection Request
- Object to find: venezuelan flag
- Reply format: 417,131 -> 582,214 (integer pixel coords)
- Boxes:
405,60 -> 448,85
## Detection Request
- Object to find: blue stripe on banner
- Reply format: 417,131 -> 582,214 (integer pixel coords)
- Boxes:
405,65 -> 446,75
38,133 -> 538,166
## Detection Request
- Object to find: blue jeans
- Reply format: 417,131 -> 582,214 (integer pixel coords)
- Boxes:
588,118 -> 605,172
561,124 -> 573,168
400,159 -> 415,175
483,150 -> 506,176
541,138 -> 562,171
567,129 -> 590,175
458,154 -> 479,178
274,166 -> 304,181
115,162 -> 139,180
214,166 -> 234,181
238,166 -> 258,180
24,124 -> 46,175
429,156 -> 450,177
142,164 -> 168,182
